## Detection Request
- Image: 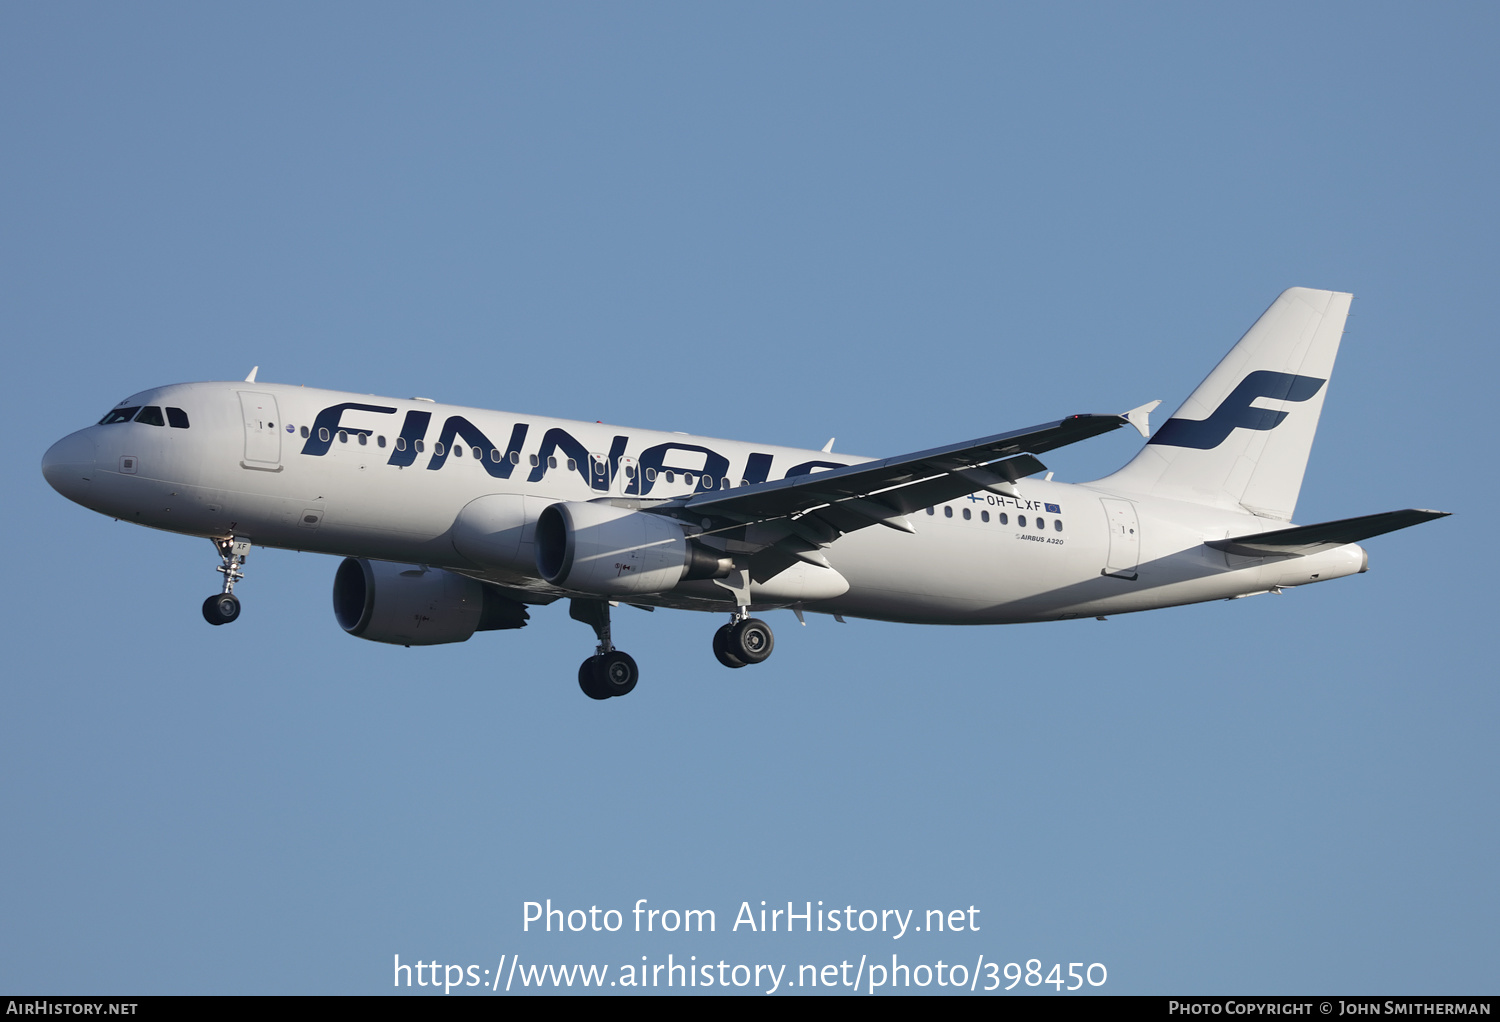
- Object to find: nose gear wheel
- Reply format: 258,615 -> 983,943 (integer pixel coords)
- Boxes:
202,593 -> 241,625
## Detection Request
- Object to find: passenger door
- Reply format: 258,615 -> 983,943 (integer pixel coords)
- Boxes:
1100,498 -> 1140,580
238,391 -> 282,470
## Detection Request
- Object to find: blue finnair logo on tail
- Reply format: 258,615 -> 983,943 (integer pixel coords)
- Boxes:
1150,371 -> 1326,450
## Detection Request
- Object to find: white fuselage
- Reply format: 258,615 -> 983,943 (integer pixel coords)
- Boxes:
43,381 -> 1367,624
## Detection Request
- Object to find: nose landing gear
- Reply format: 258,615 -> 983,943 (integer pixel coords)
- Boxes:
202,537 -> 250,626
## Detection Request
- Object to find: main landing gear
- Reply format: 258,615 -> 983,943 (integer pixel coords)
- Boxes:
570,599 -> 640,700
202,537 -> 250,626
712,613 -> 775,669
567,600 -> 777,697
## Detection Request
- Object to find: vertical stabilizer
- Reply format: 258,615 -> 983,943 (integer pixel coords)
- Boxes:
1093,287 -> 1352,521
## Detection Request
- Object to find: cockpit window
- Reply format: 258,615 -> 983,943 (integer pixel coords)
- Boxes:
98,407 -> 141,425
134,406 -> 166,426
166,407 -> 190,428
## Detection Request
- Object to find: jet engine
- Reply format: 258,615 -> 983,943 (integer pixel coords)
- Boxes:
332,557 -> 529,645
534,501 -> 732,596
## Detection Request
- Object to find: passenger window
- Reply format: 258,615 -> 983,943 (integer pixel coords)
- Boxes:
981,510 -> 990,522
683,473 -> 695,487
490,449 -> 500,463
415,440 -> 425,453
396,437 -> 406,451
1054,519 -> 1063,532
434,442 -> 445,456
548,457 -> 558,469
166,407 -> 190,429
665,471 -> 675,483
962,508 -> 971,520
99,407 -> 141,425
529,454 -> 539,467
300,425 -> 309,438
943,506 -> 953,518
472,446 -> 482,460
1018,515 -> 1026,527
999,513 -> 1008,525
338,430 -> 348,443
377,435 -> 386,448
703,475 -> 713,488
358,433 -> 367,446
319,427 -> 330,442
134,406 -> 166,426
1036,517 -> 1045,530
510,451 -> 519,465
645,468 -> 656,481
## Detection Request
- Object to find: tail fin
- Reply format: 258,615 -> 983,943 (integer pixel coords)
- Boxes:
1094,287 -> 1352,521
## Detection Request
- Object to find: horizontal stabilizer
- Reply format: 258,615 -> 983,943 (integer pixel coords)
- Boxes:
1206,508 -> 1450,556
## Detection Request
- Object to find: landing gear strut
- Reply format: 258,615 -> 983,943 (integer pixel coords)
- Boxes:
202,537 -> 250,626
712,610 -> 775,669
570,599 -> 640,700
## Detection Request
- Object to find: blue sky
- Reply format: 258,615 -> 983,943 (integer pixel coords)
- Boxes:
3,3 -> 1494,995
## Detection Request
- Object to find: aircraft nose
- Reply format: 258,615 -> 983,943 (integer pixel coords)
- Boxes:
42,429 -> 97,504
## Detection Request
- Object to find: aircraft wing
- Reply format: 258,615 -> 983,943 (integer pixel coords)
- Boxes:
662,409 -> 1144,538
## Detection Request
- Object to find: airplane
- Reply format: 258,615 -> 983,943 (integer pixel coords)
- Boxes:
41,287 -> 1447,700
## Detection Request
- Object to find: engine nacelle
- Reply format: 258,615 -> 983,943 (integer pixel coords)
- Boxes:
333,557 -> 528,646
535,501 -> 731,596
451,493 -> 552,574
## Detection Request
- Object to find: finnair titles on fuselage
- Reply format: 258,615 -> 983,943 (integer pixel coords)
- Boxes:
42,288 -> 1447,699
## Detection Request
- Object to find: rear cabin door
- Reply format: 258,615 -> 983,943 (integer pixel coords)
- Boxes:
1100,498 -> 1141,580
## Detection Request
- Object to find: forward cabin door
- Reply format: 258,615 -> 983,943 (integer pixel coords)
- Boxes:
238,391 -> 282,470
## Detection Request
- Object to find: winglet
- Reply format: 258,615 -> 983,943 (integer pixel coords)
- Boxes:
1122,400 -> 1161,439
244,366 -> 259,383
822,438 -> 836,453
